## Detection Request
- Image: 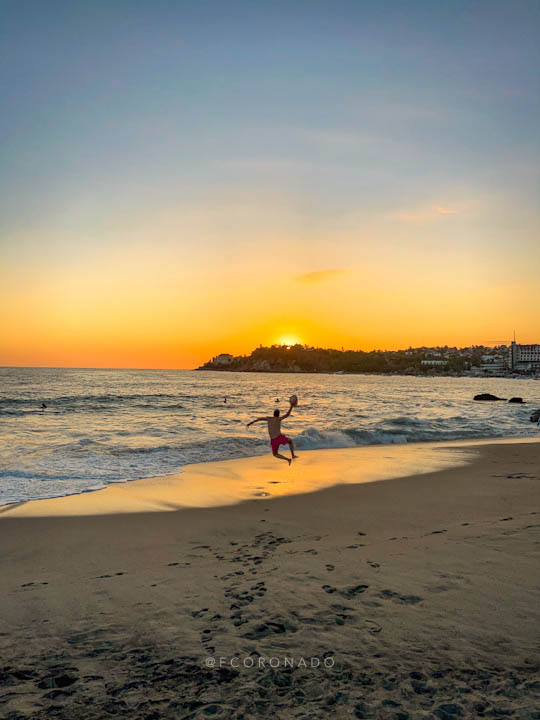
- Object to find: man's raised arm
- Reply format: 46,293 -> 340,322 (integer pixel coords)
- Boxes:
247,417 -> 268,427
280,402 -> 294,421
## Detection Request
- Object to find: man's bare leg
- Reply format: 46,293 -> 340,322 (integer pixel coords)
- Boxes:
289,439 -> 299,459
273,451 -> 291,465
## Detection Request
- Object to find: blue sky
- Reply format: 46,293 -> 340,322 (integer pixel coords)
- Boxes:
3,0 -> 538,232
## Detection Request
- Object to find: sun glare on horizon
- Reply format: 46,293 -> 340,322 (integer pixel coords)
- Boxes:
275,335 -> 303,348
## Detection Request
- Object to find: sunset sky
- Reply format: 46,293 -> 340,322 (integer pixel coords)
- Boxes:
1,0 -> 539,368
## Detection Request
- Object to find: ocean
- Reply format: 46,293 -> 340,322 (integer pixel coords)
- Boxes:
1,368 -> 538,505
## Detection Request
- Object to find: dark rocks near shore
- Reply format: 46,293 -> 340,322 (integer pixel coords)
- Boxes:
473,393 -> 506,401
530,409 -> 540,423
508,397 -> 525,403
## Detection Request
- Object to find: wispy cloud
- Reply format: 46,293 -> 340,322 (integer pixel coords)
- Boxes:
396,204 -> 460,222
296,268 -> 346,284
434,205 -> 458,215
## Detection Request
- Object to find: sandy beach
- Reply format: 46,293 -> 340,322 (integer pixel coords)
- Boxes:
1,440 -> 539,719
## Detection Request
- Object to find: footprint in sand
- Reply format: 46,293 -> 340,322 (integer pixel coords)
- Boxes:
242,619 -> 297,639
191,608 -> 209,618
230,608 -> 247,627
379,589 -> 423,604
365,619 -> 382,633
339,584 -> 369,599
326,564 -> 335,572
250,581 -> 268,597
95,572 -> 125,579
322,584 -> 369,598
38,672 -> 78,690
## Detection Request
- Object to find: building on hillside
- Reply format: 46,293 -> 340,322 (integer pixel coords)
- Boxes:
508,342 -> 540,371
212,353 -> 234,366
421,359 -> 447,366
478,355 -> 507,374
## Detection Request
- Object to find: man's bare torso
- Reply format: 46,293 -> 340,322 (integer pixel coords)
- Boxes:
266,417 -> 282,439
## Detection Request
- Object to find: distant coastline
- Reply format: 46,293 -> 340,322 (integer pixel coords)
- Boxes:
197,344 -> 539,378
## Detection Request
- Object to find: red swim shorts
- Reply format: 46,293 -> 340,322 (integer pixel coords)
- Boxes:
271,434 -> 290,453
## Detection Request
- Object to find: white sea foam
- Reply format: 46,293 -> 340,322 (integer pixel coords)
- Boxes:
296,428 -> 357,449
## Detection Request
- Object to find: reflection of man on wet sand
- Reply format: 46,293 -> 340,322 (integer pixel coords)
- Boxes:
247,401 -> 298,465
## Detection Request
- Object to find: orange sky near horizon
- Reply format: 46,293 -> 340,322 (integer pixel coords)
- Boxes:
2,207 -> 539,369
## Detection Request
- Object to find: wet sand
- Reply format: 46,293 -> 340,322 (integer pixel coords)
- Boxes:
1,440 -> 539,718
0,440 -> 479,516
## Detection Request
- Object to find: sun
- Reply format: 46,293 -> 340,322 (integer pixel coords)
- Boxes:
275,334 -> 302,348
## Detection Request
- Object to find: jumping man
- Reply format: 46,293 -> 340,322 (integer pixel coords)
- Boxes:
247,401 -> 298,465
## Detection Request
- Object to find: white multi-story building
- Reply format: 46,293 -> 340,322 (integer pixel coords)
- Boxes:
421,359 -> 447,366
508,342 -> 540,370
